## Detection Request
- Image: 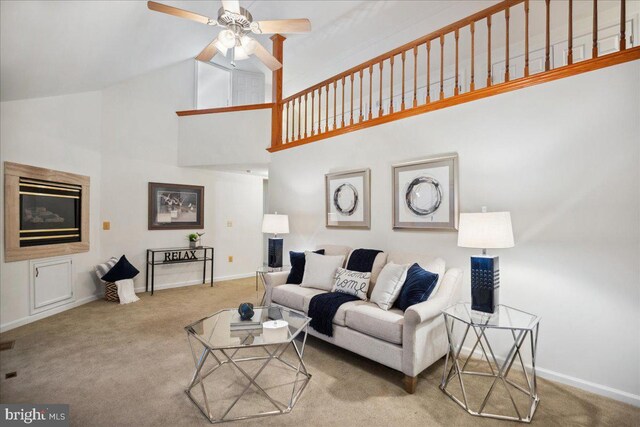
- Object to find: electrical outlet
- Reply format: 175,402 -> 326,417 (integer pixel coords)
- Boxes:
102,221 -> 111,230
228,256 -> 233,263
227,221 -> 233,227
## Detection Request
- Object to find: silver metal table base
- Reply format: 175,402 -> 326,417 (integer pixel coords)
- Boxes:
440,314 -> 540,423
186,326 -> 311,424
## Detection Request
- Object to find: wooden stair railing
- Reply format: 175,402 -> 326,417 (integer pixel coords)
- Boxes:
267,0 -> 639,153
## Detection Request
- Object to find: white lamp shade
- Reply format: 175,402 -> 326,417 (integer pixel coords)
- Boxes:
262,214 -> 289,234
457,212 -> 514,249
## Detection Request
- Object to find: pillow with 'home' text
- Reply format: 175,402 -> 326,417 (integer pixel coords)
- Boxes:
332,268 -> 371,301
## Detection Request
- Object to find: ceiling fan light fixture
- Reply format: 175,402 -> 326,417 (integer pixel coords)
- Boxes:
217,29 -> 237,49
249,21 -> 261,34
234,45 -> 250,61
240,36 -> 257,55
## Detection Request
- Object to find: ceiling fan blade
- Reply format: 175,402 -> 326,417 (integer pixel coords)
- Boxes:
251,42 -> 282,71
196,40 -> 219,62
221,0 -> 241,14
251,19 -> 311,34
147,1 -> 216,26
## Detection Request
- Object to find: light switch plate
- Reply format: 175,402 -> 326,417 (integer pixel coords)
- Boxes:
102,221 -> 110,230
228,256 -> 233,263
227,221 -> 233,227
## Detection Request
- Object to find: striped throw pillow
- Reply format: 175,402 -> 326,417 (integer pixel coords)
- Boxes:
95,257 -> 118,284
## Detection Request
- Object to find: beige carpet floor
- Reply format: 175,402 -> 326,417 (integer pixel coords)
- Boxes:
1,278 -> 638,427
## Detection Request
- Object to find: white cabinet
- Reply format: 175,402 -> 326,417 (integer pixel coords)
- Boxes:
29,257 -> 74,315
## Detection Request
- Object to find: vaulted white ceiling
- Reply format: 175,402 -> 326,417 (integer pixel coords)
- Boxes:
0,0 -> 500,102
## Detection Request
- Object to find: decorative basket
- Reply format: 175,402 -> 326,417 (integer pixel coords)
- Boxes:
104,282 -> 120,303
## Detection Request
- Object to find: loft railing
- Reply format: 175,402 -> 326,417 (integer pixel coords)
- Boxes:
175,0 -> 639,153
268,0 -> 639,152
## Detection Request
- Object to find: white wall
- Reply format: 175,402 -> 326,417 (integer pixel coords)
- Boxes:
0,91 -> 103,329
268,61 -> 640,404
0,60 -> 265,330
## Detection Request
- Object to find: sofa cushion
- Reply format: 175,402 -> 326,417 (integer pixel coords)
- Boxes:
370,262 -> 409,310
316,245 -> 352,267
286,249 -> 325,284
345,303 -> 404,345
301,253 -> 345,291
388,253 -> 446,294
332,268 -> 371,300
272,285 -> 326,312
394,263 -> 439,311
368,252 -> 388,294
302,296 -> 365,326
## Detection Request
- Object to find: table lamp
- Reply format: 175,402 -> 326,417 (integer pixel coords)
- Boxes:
457,209 -> 514,314
262,213 -> 289,268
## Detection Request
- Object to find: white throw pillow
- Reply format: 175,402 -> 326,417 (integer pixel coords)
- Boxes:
421,257 -> 446,299
332,268 -> 371,301
370,262 -> 410,310
301,252 -> 345,291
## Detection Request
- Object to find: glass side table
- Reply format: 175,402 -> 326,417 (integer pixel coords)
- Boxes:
255,265 -> 290,305
440,303 -> 540,423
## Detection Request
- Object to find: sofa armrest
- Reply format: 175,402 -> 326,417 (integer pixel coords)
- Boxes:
404,267 -> 463,325
262,271 -> 289,305
263,271 -> 289,288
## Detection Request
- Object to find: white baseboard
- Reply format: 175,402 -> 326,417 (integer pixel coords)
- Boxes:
0,294 -> 99,333
461,346 -> 640,407
0,273 -> 255,333
133,272 -> 254,293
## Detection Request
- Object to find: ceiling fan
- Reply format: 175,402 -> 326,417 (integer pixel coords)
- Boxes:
147,0 -> 311,70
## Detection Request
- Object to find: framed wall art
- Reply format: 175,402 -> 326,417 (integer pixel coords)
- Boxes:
325,168 -> 371,229
392,153 -> 459,230
148,182 -> 204,230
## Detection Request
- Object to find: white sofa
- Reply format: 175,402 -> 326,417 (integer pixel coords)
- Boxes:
263,245 -> 462,393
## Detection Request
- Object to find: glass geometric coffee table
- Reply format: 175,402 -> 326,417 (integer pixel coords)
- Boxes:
185,306 -> 311,423
440,303 -> 540,423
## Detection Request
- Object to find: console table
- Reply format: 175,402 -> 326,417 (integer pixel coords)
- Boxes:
146,246 -> 214,295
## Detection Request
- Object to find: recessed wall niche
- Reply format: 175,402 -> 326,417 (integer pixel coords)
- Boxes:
4,162 -> 90,262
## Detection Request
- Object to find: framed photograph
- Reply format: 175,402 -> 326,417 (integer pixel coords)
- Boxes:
392,153 -> 459,230
325,168 -> 371,228
148,182 -> 204,230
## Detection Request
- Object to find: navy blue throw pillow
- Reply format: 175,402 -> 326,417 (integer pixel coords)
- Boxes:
394,263 -> 439,312
101,255 -> 140,282
286,250 -> 325,284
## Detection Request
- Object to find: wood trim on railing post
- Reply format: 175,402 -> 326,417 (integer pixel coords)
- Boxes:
505,6 -> 510,81
620,0 -> 626,50
568,0 -> 573,65
525,0 -> 530,76
470,22 -> 475,91
593,0 -> 598,58
545,0 -> 551,71
487,15 -> 492,86
270,34 -> 285,148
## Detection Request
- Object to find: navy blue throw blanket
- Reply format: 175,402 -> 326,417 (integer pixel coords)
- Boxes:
309,292 -> 359,337
346,249 -> 382,272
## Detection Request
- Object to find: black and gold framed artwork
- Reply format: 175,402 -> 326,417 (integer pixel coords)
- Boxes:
148,182 -> 204,230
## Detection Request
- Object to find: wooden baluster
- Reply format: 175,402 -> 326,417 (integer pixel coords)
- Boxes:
379,61 -> 384,117
390,56 -> 395,113
341,76 -> 346,127
620,0 -> 626,50
426,40 -> 431,103
455,29 -> 460,95
359,69 -> 364,122
368,65 -> 373,120
525,0 -> 530,76
401,51 -> 406,110
593,0 -> 598,58
487,15 -> 492,86
505,6 -> 510,81
325,84 -> 329,133
304,93 -> 308,138
286,101 -> 290,143
311,90 -> 315,136
545,0 -> 550,71
350,74 -> 354,125
333,80 -> 338,129
568,0 -> 573,65
439,35 -> 445,100
413,46 -> 418,108
318,87 -> 322,134
297,97 -> 301,140
470,22 -> 475,91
